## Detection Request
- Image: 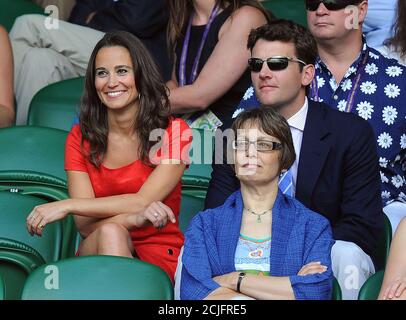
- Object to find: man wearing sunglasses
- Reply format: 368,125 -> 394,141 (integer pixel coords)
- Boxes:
307,0 -> 406,277
205,19 -> 383,300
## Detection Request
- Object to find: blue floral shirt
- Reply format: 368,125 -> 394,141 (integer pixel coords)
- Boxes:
232,44 -> 406,206
312,43 -> 405,205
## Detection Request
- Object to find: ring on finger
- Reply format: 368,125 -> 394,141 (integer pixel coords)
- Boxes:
39,224 -> 44,229
154,213 -> 159,218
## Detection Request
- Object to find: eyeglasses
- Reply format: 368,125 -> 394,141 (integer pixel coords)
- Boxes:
232,140 -> 282,152
305,0 -> 362,11
248,56 -> 307,73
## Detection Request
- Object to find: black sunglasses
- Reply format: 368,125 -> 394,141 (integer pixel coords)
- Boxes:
248,56 -> 307,72
305,0 -> 362,11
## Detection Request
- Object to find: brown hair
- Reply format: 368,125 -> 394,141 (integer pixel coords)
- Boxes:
79,31 -> 170,167
231,106 -> 296,172
247,19 -> 318,69
385,0 -> 406,58
166,0 -> 272,50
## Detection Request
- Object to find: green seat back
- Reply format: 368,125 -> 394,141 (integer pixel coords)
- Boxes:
0,273 -> 4,300
22,256 -> 174,300
28,77 -> 84,131
375,213 -> 392,270
181,128 -> 215,199
0,0 -> 43,32
0,126 -> 81,260
181,185 -> 209,200
0,237 -> 45,300
358,270 -> 384,300
262,0 -> 307,26
0,126 -> 68,182
179,194 -> 205,233
0,192 -> 62,263
332,277 -> 342,300
183,128 -> 214,181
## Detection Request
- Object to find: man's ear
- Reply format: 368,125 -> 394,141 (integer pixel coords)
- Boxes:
301,64 -> 315,87
358,0 -> 368,25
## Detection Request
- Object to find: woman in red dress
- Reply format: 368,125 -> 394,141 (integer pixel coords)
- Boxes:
26,31 -> 192,281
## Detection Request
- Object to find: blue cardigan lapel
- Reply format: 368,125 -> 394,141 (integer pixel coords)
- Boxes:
269,191 -> 296,275
218,190 -> 244,274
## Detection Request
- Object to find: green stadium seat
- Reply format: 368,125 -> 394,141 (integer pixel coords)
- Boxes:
0,191 -> 63,299
0,192 -> 62,263
358,214 -> 392,300
22,256 -> 174,300
0,126 -> 67,182
182,128 -> 214,188
179,194 -> 205,233
0,272 -> 4,300
0,237 -> 45,300
332,277 -> 342,300
262,0 -> 307,26
358,270 -> 384,300
182,128 -> 216,199
0,126 -> 77,259
28,77 -> 84,131
0,126 -> 77,247
0,0 -> 43,32
375,213 -> 392,271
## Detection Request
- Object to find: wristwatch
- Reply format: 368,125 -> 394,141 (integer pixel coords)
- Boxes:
236,272 -> 246,293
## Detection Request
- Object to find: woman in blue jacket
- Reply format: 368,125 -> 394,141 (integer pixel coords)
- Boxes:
179,106 -> 334,300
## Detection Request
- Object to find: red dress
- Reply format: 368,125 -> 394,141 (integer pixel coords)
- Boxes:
64,118 -> 192,281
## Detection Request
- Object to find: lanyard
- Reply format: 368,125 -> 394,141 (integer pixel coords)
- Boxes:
312,49 -> 369,113
178,4 -> 220,86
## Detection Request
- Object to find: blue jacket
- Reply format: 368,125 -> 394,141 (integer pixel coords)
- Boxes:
181,190 -> 334,300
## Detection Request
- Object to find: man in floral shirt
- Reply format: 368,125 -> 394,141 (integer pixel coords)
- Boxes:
306,0 -> 406,235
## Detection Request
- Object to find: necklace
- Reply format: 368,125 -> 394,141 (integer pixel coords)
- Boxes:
244,207 -> 272,223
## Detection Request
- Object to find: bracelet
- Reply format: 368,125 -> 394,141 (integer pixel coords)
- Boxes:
236,272 -> 246,293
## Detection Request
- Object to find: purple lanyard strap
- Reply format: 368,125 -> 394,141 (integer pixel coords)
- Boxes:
312,49 -> 369,113
178,4 -> 220,86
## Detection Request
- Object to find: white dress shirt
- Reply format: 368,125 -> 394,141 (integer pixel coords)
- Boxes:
286,98 -> 309,195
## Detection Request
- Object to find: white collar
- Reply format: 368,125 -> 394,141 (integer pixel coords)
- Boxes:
287,98 -> 308,132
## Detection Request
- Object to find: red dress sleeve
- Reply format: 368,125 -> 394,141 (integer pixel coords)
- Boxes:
65,124 -> 88,172
151,118 -> 193,165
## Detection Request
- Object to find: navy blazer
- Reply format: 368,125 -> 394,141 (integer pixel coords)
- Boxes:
181,190 -> 334,300
205,101 -> 383,265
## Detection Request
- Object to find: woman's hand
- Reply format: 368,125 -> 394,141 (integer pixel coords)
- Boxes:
26,199 -> 72,236
297,262 -> 328,276
134,201 -> 176,229
381,277 -> 406,300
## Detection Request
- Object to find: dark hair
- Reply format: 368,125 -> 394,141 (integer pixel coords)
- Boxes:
231,106 -> 296,172
247,19 -> 318,69
166,0 -> 272,49
385,0 -> 406,58
79,31 -> 170,167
